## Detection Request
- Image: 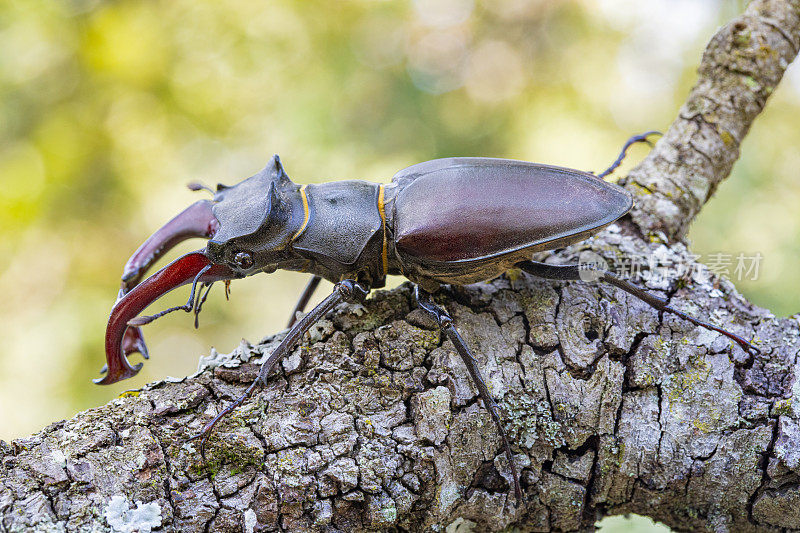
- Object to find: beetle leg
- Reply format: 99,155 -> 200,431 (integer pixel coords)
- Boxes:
517,260 -> 759,355
413,285 -> 524,507
597,131 -> 662,179
287,275 -> 322,327
189,279 -> 369,459
193,282 -> 215,329
126,264 -> 212,327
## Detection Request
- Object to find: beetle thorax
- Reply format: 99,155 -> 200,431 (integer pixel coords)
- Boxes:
286,180 -> 389,289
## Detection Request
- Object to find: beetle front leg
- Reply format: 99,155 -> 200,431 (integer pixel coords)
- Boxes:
413,285 -> 524,507
517,260 -> 758,354
287,275 -> 322,327
191,279 -> 369,457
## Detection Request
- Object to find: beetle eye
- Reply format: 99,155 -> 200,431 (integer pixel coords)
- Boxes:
232,251 -> 254,270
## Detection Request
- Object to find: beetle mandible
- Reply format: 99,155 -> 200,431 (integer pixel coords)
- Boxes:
97,132 -> 757,505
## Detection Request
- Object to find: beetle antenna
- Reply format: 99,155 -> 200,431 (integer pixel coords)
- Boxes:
128,265 -> 212,327
597,130 -> 662,179
187,181 -> 215,195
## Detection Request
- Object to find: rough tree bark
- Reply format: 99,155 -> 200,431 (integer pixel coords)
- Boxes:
3,1 -> 800,531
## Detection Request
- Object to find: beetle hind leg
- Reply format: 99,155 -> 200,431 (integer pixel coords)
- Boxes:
597,131 -> 662,179
413,285 -> 524,506
517,260 -> 758,355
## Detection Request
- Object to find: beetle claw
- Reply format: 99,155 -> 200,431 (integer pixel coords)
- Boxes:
99,197 -> 224,386
97,251 -> 236,386
121,200 -> 218,293
97,328 -> 149,376
123,326 -> 149,360
93,361 -> 142,385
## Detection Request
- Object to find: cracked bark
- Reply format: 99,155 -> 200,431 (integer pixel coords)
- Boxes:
3,1 -> 800,531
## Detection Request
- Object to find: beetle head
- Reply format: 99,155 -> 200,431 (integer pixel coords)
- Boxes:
205,154 -> 300,275
99,155 -> 302,386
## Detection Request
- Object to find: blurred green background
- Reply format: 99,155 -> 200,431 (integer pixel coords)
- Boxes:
1,0 -> 798,529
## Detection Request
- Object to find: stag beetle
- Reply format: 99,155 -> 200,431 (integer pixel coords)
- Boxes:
98,133 -> 757,505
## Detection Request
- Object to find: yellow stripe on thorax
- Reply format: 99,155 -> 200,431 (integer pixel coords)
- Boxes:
292,185 -> 310,241
378,185 -> 388,276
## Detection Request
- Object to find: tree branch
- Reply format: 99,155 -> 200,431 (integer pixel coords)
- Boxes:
3,2 -> 800,532
622,0 -> 800,241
